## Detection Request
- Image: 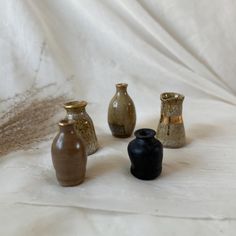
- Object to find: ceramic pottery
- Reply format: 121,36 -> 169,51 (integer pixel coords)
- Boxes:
108,83 -> 136,138
156,92 -> 185,148
64,101 -> 99,155
51,120 -> 87,187
127,128 -> 163,180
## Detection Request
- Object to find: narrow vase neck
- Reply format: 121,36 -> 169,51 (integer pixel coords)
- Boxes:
58,120 -> 76,134
116,83 -> 128,96
64,101 -> 88,119
66,108 -> 86,114
135,129 -> 156,139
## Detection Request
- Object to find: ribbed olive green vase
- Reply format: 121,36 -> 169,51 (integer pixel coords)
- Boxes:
156,92 -> 185,148
64,101 -> 99,155
108,83 -> 136,138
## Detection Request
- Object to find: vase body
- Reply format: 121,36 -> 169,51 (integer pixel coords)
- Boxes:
156,92 -> 185,148
51,120 -> 87,186
64,101 -> 98,155
127,129 -> 163,180
108,83 -> 136,138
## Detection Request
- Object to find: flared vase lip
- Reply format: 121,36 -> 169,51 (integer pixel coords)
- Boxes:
64,100 -> 87,109
160,92 -> 185,102
134,128 -> 156,139
58,119 -> 75,127
116,83 -> 128,89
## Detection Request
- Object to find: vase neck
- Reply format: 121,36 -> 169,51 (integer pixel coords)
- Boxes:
58,119 -> 76,134
64,101 -> 88,118
66,108 -> 86,115
116,83 -> 128,95
160,92 -> 184,116
135,129 -> 156,139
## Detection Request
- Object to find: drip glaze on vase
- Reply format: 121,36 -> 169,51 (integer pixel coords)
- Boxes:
127,129 -> 163,180
64,101 -> 99,155
156,92 -> 185,148
51,120 -> 87,186
108,83 -> 136,138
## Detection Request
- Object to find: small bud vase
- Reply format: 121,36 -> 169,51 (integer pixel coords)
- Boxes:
127,128 -> 163,180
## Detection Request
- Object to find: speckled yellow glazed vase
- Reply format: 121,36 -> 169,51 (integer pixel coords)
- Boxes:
108,83 -> 136,138
64,101 -> 99,155
156,92 -> 185,148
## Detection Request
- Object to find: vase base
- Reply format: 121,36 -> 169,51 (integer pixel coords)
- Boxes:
130,167 -> 162,180
57,178 -> 84,187
113,134 -> 132,138
163,143 -> 185,148
87,145 -> 99,156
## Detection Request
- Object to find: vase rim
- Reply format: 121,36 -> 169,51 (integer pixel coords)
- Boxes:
134,128 -> 156,139
64,100 -> 87,109
160,92 -> 184,102
58,119 -> 75,127
116,83 -> 128,88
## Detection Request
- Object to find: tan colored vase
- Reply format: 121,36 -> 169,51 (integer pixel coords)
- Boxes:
156,92 -> 185,148
51,120 -> 87,186
64,101 -> 99,156
108,83 -> 136,138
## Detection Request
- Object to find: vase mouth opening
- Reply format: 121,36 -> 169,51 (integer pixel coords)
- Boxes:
161,92 -> 184,102
135,128 -> 156,139
64,100 -> 87,109
116,83 -> 128,89
58,119 -> 75,127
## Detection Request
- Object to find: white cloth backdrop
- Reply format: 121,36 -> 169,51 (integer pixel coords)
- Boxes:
1,0 -> 236,235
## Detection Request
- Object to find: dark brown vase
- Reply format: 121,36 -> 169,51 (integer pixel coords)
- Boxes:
51,119 -> 87,187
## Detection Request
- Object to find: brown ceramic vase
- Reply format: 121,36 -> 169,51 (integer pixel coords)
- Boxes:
51,119 -> 87,187
64,101 -> 99,156
108,83 -> 136,138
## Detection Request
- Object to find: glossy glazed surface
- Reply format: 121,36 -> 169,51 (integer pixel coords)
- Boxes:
51,120 -> 87,186
108,83 -> 136,138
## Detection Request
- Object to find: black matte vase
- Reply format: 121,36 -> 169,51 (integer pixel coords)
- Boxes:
127,129 -> 163,180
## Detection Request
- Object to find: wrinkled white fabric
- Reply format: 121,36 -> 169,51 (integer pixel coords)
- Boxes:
1,0 -> 236,235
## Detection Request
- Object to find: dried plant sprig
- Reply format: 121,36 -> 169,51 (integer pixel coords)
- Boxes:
0,84 -> 69,157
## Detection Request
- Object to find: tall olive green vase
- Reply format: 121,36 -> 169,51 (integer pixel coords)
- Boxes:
108,83 -> 136,138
